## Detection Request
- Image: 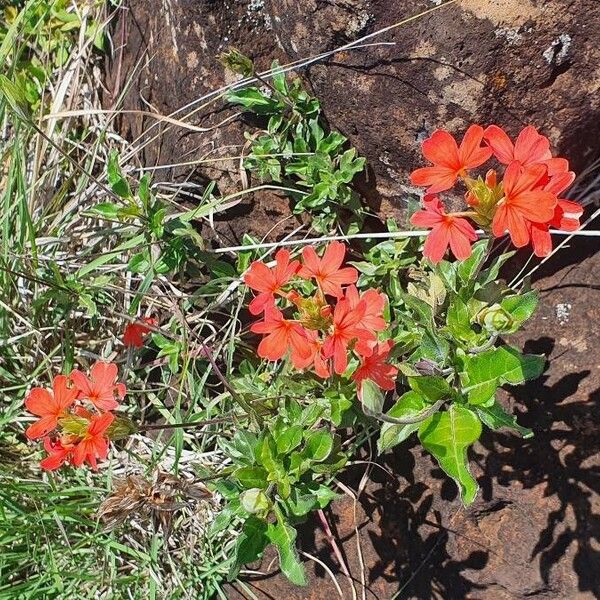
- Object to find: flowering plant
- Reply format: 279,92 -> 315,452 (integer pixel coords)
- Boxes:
25,362 -> 128,470
20,121 -> 579,588
410,125 -> 582,261
245,241 -> 397,388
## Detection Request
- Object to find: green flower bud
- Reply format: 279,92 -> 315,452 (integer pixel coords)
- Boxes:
240,488 -> 271,516
475,303 -> 513,332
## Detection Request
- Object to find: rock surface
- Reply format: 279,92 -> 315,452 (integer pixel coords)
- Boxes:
106,0 -> 600,241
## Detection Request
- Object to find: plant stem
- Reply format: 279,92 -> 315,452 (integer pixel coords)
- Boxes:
138,415 -> 244,432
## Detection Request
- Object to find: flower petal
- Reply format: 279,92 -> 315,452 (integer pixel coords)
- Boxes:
484,125 -> 515,164
422,130 -> 460,168
24,388 -> 54,417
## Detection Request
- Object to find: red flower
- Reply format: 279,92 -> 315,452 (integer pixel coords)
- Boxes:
250,306 -> 311,365
40,436 -> 75,471
24,375 -> 77,440
411,195 -> 478,263
70,361 -> 126,412
484,125 -> 552,168
491,162 -> 557,247
323,298 -> 375,375
529,170 -> 582,257
70,412 -> 114,470
294,330 -> 330,378
244,249 -> 300,315
345,285 -> 387,355
123,317 -> 157,348
352,340 -> 398,391
410,125 -> 492,193
298,241 -> 358,299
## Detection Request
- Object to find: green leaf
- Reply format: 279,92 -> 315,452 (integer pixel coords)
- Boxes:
260,437 -> 286,482
446,296 -> 476,341
286,487 -> 317,517
267,518 -> 307,585
464,346 -> 545,405
90,202 -> 120,219
234,466 -> 269,489
408,375 -> 451,402
0,74 -> 30,119
229,517 -> 269,580
378,391 -> 428,452
476,400 -> 533,438
500,291 -> 538,331
302,430 -> 333,463
275,425 -> 303,455
107,150 -> 132,198
360,379 -> 385,414
457,240 -> 488,283
418,405 -> 482,505
226,87 -> 282,114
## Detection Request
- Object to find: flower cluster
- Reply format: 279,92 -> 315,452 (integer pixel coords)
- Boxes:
24,362 -> 126,471
244,242 -> 398,392
410,125 -> 583,262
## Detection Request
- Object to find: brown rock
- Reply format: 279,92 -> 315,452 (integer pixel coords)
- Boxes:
107,0 -> 600,242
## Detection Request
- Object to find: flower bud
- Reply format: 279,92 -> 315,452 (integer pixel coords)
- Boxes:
240,488 -> 271,517
475,303 -> 513,332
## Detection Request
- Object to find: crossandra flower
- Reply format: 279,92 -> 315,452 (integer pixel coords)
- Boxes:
491,162 -> 557,248
244,249 -> 300,315
529,170 -> 582,257
24,374 -> 77,440
123,317 -> 157,348
352,340 -> 398,392
410,125 -> 492,193
323,297 -> 376,375
293,330 -> 330,378
250,306 -> 311,365
411,195 -> 478,263
40,436 -> 76,471
70,412 -> 114,470
298,241 -> 358,299
484,125 -> 552,167
70,361 -> 126,411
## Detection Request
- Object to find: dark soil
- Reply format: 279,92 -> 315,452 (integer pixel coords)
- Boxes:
225,245 -> 600,600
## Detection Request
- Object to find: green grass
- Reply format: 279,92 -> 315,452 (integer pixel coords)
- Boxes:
0,2 -> 244,597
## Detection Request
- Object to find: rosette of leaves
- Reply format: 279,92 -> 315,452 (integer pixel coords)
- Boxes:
226,59 -> 366,233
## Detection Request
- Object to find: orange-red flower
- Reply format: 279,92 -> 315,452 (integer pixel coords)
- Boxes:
352,340 -> 398,391
24,375 -> 77,440
123,317 -> 157,348
71,412 -> 114,470
410,125 -> 492,193
484,125 -> 552,168
293,330 -> 330,378
250,306 -> 311,365
411,195 -> 478,263
298,241 -> 358,299
529,170 -> 582,257
491,162 -> 557,247
70,361 -> 126,412
323,298 -> 375,375
244,249 -> 300,315
344,285 -> 387,355
40,436 -> 75,471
